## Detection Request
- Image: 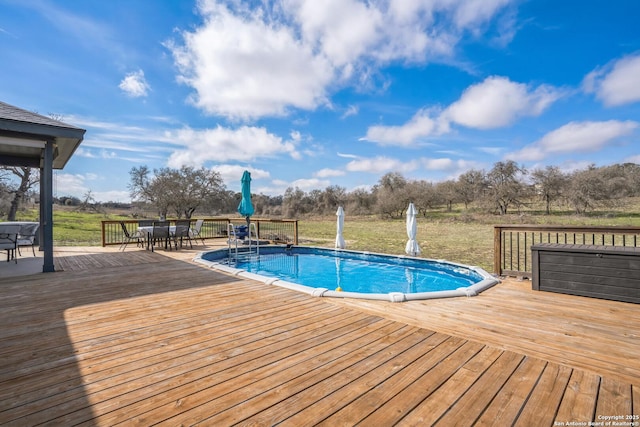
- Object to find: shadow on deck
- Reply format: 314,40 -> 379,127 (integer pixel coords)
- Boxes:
0,245 -> 638,425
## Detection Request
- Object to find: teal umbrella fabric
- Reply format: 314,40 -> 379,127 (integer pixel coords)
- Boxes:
238,171 -> 255,221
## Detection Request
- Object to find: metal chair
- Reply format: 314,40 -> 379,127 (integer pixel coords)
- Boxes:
190,219 -> 205,245
0,224 -> 21,263
119,222 -> 143,251
173,219 -> 193,249
150,221 -> 172,252
17,223 -> 39,256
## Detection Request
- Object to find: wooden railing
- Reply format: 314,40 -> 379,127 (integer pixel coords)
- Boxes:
101,218 -> 298,247
494,224 -> 640,277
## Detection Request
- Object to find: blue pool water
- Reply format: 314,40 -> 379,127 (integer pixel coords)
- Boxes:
233,250 -> 478,293
196,246 -> 499,302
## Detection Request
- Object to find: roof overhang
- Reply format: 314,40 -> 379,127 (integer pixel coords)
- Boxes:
0,101 -> 86,170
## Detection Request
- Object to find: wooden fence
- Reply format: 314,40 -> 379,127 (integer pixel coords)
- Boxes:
494,225 -> 640,277
101,218 -> 298,247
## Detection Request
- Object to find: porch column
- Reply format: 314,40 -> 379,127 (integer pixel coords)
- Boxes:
41,139 -> 55,272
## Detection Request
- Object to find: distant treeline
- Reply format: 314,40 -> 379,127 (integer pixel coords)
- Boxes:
5,161 -> 639,220
268,161 -> 640,218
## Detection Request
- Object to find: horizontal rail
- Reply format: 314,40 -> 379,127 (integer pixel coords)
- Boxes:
494,224 -> 640,277
102,218 -> 298,247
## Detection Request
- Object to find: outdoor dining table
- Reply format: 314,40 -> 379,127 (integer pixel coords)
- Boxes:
138,225 -> 176,250
0,222 -> 39,240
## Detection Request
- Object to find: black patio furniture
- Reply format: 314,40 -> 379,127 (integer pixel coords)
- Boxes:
0,224 -> 21,263
119,222 -> 144,251
150,221 -> 172,252
173,219 -> 193,249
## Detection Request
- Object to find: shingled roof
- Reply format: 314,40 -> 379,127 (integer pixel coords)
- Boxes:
0,100 -> 86,169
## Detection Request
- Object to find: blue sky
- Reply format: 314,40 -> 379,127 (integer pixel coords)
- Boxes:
1,0 -> 639,202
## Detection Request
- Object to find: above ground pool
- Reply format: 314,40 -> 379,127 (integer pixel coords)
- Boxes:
194,246 -> 500,302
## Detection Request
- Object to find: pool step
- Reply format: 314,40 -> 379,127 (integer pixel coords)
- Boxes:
231,248 -> 260,261
228,222 -> 260,262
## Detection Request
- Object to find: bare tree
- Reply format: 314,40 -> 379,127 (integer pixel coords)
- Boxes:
317,185 -> 347,215
455,169 -> 486,210
409,180 -> 439,215
345,188 -> 376,215
282,187 -> 307,217
129,166 -> 225,219
373,172 -> 408,218
435,180 -> 458,212
531,166 -> 568,214
3,167 -> 39,221
566,165 -> 628,214
484,161 -> 528,215
75,190 -> 103,213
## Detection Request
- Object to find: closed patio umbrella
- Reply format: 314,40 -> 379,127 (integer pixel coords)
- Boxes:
335,206 -> 346,249
405,202 -> 421,256
238,171 -> 255,230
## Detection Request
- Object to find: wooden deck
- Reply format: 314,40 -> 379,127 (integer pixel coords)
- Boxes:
0,246 -> 638,426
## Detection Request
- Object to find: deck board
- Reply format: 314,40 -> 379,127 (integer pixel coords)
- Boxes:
0,246 -> 638,425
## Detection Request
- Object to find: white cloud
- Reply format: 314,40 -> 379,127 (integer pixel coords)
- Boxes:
341,105 -> 359,119
361,75 -> 562,146
344,155 -> 479,176
212,164 -> 271,189
92,190 -> 131,203
452,0 -> 513,30
625,154 -> 640,164
168,1 -> 334,121
445,76 -> 561,129
583,53 -> 640,107
168,0 -> 515,121
315,168 -> 345,178
75,148 -> 96,158
288,0 -> 383,67
119,70 -> 150,98
55,173 -> 88,197
360,108 -> 449,146
289,177 -> 331,191
421,158 -> 454,170
346,156 -> 414,173
477,146 -> 504,155
166,125 -> 299,167
505,120 -> 638,162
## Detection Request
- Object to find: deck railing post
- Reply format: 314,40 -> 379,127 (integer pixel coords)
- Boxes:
101,221 -> 106,247
493,226 -> 503,275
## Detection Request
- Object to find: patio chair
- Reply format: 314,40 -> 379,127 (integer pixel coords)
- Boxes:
150,220 -> 172,252
0,224 -> 21,263
119,222 -> 144,251
17,223 -> 39,257
173,219 -> 193,249
190,219 -> 205,245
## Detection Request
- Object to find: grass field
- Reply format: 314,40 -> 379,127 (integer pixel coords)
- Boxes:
10,201 -> 640,272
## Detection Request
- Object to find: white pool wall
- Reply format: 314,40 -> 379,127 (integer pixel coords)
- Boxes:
193,246 -> 500,302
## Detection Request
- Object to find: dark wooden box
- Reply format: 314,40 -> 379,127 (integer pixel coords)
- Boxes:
531,243 -> 640,304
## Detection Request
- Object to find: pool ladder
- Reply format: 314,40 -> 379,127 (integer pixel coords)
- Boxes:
227,222 -> 260,262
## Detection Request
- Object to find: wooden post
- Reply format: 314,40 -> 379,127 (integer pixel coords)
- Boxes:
294,220 -> 299,245
493,226 -> 502,275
